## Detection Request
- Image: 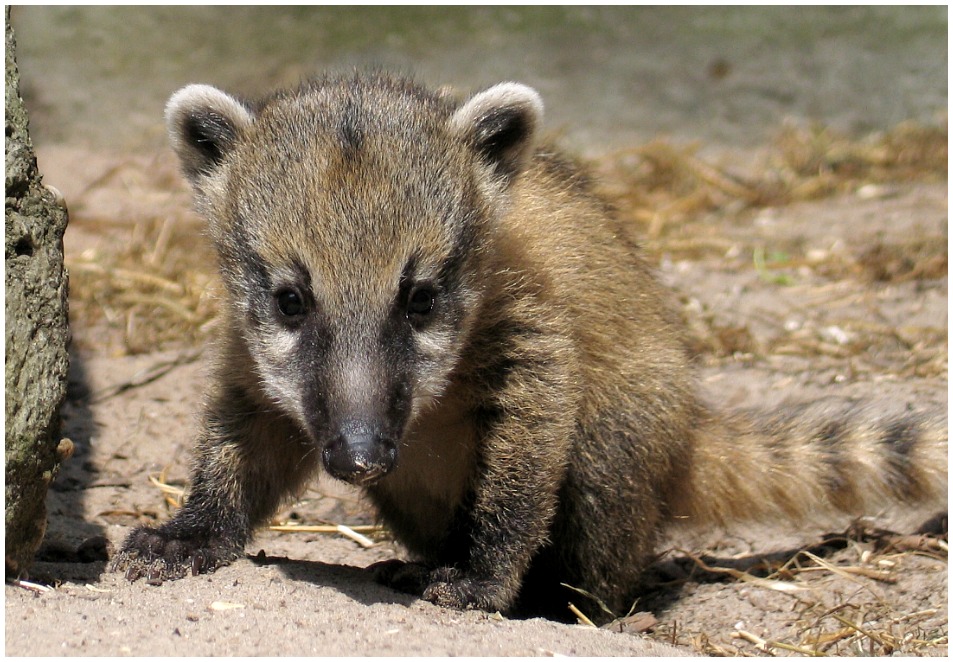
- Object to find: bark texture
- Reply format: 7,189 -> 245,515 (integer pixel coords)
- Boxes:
5,7 -> 72,577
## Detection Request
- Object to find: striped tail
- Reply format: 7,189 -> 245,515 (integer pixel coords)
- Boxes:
670,400 -> 948,527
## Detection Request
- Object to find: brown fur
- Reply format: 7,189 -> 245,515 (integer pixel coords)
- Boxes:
113,73 -> 947,621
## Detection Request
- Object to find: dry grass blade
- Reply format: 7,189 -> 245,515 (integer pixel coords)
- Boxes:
829,613 -> 890,649
268,523 -> 381,534
71,261 -> 186,295
269,523 -> 382,548
115,293 -> 201,323
880,534 -> 948,556
9,579 -> 53,593
87,350 -> 201,403
732,628 -> 776,654
635,140 -> 765,204
678,548 -> 807,594
734,628 -> 826,656
797,551 -> 897,584
559,582 -> 617,620
146,473 -> 384,547
567,602 -> 598,628
148,471 -> 185,509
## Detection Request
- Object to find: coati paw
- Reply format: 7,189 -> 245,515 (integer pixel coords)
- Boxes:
371,560 -> 509,612
421,570 -> 506,612
110,526 -> 239,584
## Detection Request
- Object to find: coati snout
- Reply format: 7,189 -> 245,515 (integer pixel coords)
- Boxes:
322,420 -> 398,485
304,351 -> 414,487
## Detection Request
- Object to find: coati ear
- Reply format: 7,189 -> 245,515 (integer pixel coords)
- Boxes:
450,82 -> 544,184
165,84 -> 254,183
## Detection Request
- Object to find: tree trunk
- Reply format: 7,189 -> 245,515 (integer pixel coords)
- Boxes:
5,6 -> 72,577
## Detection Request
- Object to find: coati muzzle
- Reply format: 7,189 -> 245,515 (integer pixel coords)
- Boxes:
322,421 -> 398,486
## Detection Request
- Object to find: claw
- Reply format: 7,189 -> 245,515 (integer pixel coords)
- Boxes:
124,565 -> 143,582
113,525 -> 238,583
191,551 -> 205,576
145,567 -> 164,586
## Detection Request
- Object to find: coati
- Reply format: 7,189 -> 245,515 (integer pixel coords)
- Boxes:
113,72 -> 947,621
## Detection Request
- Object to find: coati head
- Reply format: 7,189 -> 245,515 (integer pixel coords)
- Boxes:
166,74 -> 543,485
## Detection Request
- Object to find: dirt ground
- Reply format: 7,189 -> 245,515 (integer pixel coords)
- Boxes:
4,123 -> 947,656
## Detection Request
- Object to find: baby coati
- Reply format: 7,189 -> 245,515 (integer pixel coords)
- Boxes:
113,72 -> 947,621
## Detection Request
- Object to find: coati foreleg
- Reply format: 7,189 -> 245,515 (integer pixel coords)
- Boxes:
372,312 -> 579,613
112,368 -> 318,582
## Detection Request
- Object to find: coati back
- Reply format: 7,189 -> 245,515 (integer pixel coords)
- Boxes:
114,73 -> 947,621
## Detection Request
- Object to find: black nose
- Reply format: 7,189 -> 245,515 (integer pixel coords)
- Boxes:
322,425 -> 397,486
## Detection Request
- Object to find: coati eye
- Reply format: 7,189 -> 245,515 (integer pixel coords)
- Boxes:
406,286 -> 436,319
275,288 -> 307,318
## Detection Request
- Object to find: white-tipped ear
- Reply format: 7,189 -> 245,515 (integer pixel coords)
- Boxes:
165,84 -> 255,183
450,82 -> 544,183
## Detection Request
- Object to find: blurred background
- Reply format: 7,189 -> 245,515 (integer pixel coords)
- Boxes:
12,6 -> 948,155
